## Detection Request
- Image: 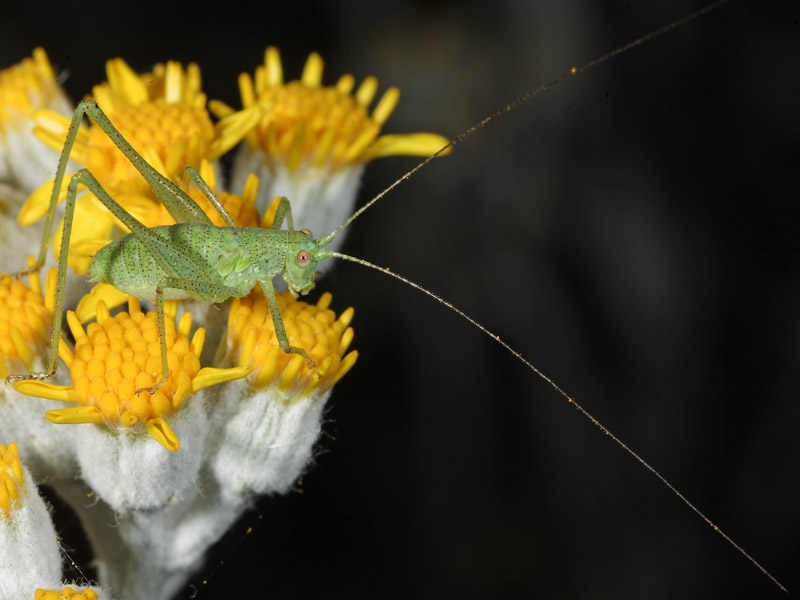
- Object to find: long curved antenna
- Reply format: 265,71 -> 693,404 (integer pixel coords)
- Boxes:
320,249 -> 786,593
317,0 -> 731,248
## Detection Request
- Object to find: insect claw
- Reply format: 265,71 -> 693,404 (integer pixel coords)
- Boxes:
136,376 -> 169,397
5,370 -> 56,385
309,361 -> 322,379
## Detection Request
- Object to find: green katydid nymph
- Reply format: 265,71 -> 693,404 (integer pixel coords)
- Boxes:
2,1 -> 787,592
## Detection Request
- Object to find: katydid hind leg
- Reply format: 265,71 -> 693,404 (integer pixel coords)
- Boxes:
6,167 -> 91,383
81,100 -> 214,226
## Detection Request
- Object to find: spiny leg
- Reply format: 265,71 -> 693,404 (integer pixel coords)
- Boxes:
145,276 -> 245,395
10,99 -> 212,282
259,276 -> 320,378
10,100 -> 89,280
6,168 -> 89,383
269,196 -> 294,231
184,166 -> 237,227
81,99 -> 214,226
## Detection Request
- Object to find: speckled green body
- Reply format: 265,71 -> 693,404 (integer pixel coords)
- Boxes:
12,99 -> 327,385
89,223 -> 319,302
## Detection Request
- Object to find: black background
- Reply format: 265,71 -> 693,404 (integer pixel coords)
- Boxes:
2,0 -> 798,598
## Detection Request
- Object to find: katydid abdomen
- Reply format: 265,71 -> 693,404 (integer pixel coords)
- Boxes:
88,223 -> 286,303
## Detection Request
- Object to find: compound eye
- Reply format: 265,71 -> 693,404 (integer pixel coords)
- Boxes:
296,250 -> 312,267
299,228 -> 312,238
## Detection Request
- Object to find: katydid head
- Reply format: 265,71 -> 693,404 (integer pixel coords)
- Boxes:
283,229 -> 321,297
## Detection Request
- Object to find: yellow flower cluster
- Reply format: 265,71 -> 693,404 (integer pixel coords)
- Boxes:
0,44 -> 446,599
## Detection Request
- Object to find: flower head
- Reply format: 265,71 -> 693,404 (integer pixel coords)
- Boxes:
0,48 -> 71,194
213,47 -> 451,257
211,288 -> 357,500
14,295 -> 249,451
34,58 -> 214,196
17,58 -> 247,274
225,288 -> 357,395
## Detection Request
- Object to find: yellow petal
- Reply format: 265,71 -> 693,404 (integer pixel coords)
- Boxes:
76,284 -> 129,324
265,46 -> 283,86
47,405 -> 104,424
371,87 -> 400,125
365,132 -> 453,159
18,174 -> 75,226
106,58 -> 148,106
14,380 -> 76,403
145,417 -> 180,451
191,365 -> 252,393
301,52 -> 324,87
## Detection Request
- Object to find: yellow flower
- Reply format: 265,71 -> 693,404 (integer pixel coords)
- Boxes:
0,48 -> 71,195
14,295 -> 250,451
212,47 -> 451,256
18,58 -> 250,274
225,288 -> 357,395
213,46 -> 449,172
0,49 -> 60,135
34,58 -> 214,196
208,287 -> 356,500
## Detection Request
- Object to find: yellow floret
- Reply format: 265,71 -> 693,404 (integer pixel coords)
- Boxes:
14,295 -> 250,451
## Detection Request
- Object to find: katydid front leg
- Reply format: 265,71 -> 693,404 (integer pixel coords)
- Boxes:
260,276 -> 320,377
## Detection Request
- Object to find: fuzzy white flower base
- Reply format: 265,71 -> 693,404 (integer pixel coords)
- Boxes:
47,379 -> 334,600
211,383 -> 329,506
0,462 -> 62,597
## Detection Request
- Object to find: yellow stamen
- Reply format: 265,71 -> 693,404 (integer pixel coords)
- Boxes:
13,295 -> 247,451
